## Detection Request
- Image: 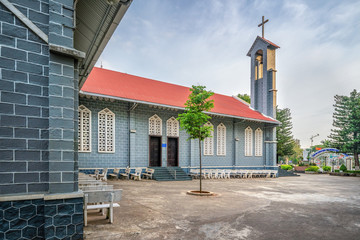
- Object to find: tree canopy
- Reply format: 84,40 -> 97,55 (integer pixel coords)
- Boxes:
237,93 -> 251,104
276,107 -> 295,162
329,89 -> 360,169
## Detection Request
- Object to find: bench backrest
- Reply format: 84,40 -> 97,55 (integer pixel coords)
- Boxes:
84,189 -> 122,203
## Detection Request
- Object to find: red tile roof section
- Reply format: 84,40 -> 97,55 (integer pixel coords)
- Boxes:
81,67 -> 277,123
261,37 -> 280,49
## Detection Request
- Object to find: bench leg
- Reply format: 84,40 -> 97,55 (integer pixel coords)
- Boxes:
84,194 -> 88,227
110,193 -> 114,223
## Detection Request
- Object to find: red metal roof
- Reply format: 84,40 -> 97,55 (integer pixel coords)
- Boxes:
261,37 -> 280,49
81,67 -> 278,123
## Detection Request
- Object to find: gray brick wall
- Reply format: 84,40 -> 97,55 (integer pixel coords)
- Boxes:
0,0 -> 50,195
78,97 -> 273,169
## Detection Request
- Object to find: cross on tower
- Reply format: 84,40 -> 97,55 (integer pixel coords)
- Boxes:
258,16 -> 269,38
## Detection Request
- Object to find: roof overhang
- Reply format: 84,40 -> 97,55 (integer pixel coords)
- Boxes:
74,0 -> 132,87
247,36 -> 280,57
79,90 -> 280,125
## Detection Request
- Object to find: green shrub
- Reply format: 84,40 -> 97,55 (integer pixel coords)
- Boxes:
335,170 -> 340,173
309,162 -> 317,166
340,164 -> 347,171
281,165 -> 293,171
345,170 -> 360,173
323,166 -> 331,171
305,166 -> 319,172
299,162 -> 305,166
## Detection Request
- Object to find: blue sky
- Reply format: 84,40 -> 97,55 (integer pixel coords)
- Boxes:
97,0 -> 360,148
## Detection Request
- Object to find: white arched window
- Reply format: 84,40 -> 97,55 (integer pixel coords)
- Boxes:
166,117 -> 179,137
149,114 -> 162,135
78,105 -> 91,152
245,126 -> 253,156
204,122 -> 214,156
217,123 -> 226,156
255,128 -> 263,156
98,108 -> 115,153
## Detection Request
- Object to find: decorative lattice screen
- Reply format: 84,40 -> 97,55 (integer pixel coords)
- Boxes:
204,122 -> 214,155
245,126 -> 253,156
217,123 -> 226,156
166,117 -> 179,137
149,114 -> 162,135
98,108 -> 115,152
78,105 -> 91,152
255,128 -> 263,156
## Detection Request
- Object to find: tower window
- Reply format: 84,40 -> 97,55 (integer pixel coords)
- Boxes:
255,50 -> 263,80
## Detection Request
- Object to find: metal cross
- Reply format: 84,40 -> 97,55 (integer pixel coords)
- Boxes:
258,16 -> 269,38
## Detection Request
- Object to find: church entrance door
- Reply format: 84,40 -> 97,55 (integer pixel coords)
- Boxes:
167,137 -> 178,167
149,136 -> 161,167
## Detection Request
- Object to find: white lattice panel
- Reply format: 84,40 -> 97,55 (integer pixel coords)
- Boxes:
245,127 -> 253,156
255,128 -> 263,156
166,117 -> 179,137
204,122 -> 214,155
79,105 -> 91,152
217,123 -> 226,156
98,108 -> 115,152
149,114 -> 162,135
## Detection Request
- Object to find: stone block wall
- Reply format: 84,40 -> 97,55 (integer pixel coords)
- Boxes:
0,0 -> 83,239
78,97 -> 274,170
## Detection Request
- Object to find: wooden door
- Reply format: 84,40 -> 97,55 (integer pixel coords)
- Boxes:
167,137 -> 178,167
149,136 -> 161,167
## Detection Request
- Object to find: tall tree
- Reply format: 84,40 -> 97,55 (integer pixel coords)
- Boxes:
329,90 -> 360,169
237,93 -> 251,104
177,85 -> 214,192
276,107 -> 295,163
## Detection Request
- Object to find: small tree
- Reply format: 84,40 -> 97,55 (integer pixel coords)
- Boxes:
237,93 -> 251,104
177,85 -> 214,193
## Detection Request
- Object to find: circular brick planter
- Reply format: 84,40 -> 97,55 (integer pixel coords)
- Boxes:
186,190 -> 215,196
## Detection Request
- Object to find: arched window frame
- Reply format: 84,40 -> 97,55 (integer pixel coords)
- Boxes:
78,105 -> 91,152
166,117 -> 179,137
149,114 -> 162,136
255,128 -> 263,156
204,122 -> 214,156
245,126 -> 253,156
217,123 -> 226,156
98,108 -> 115,153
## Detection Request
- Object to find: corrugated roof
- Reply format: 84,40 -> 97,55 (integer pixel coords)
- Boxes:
81,68 -> 278,124
74,0 -> 132,87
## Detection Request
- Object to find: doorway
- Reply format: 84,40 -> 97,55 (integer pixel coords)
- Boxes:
167,137 -> 178,167
149,136 -> 161,167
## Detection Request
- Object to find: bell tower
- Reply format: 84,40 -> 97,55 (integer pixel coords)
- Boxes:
247,17 -> 279,119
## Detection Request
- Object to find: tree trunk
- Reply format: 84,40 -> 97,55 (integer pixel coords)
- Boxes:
199,139 -> 202,192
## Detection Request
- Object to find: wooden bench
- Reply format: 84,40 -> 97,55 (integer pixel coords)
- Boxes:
83,189 -> 122,226
142,168 -> 155,179
130,168 -> 142,180
120,167 -> 131,179
108,168 -> 120,179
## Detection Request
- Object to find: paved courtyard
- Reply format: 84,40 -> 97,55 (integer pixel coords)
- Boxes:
84,174 -> 360,240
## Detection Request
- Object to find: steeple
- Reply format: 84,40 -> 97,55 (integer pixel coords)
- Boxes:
247,33 -> 279,119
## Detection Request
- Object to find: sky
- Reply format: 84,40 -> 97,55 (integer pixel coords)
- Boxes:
96,0 -> 360,148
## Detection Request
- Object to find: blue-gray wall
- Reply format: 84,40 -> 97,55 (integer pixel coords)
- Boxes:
0,1 -> 83,238
78,97 -> 276,169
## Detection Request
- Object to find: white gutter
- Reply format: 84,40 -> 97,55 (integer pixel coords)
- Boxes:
79,90 -> 280,125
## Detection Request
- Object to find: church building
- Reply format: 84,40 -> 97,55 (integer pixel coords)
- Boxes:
78,36 -> 280,172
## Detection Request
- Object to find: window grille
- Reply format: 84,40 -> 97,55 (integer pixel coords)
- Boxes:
149,114 -> 162,135
204,122 -> 214,155
98,108 -> 115,153
166,117 -> 179,137
217,123 -> 226,156
245,126 -> 253,156
78,105 -> 91,152
255,128 -> 263,156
